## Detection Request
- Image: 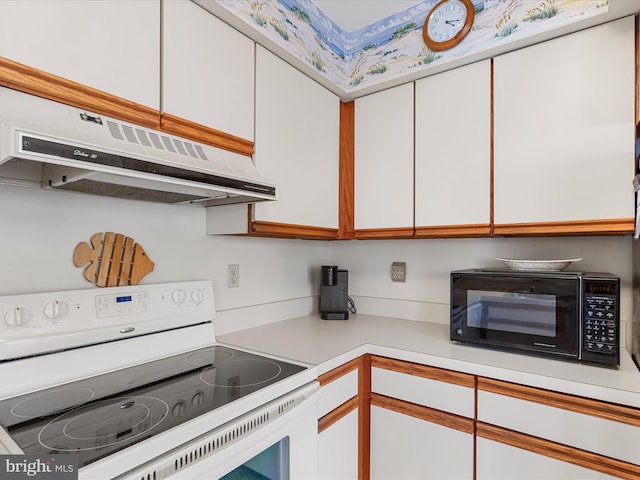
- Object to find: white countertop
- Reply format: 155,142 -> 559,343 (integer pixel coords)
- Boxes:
218,313 -> 640,409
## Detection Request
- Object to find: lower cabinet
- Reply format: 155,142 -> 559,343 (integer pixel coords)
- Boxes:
318,408 -> 359,480
477,436 -> 619,480
370,404 -> 473,479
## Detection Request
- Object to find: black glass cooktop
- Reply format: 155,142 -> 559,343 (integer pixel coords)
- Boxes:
0,345 -> 306,468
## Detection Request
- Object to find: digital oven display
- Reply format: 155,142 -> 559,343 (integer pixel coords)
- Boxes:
585,283 -> 616,295
116,295 -> 132,303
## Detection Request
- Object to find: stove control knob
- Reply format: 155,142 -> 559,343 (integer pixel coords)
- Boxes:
191,391 -> 205,407
191,289 -> 205,305
171,289 -> 186,305
43,300 -> 69,322
4,307 -> 32,329
172,400 -> 187,418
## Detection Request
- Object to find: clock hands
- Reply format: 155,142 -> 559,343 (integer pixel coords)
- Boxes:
445,19 -> 460,26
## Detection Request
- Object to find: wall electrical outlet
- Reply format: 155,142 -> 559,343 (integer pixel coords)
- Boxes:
391,262 -> 406,283
227,264 -> 240,288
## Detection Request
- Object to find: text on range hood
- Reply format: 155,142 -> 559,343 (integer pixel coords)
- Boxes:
0,87 -> 276,206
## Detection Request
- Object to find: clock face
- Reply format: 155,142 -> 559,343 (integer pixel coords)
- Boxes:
423,0 -> 474,51
427,0 -> 468,42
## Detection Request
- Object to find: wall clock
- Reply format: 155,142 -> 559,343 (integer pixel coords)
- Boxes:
423,0 -> 475,51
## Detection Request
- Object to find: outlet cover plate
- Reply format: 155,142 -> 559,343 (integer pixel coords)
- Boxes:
227,264 -> 239,288
391,262 -> 406,282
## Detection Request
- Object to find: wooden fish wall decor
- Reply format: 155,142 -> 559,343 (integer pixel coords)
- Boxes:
73,232 -> 155,287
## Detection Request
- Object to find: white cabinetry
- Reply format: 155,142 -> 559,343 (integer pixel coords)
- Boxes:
493,16 -> 635,232
317,364 -> 359,480
369,357 -> 474,480
162,0 -> 254,141
354,84 -> 414,233
0,0 -> 160,109
253,46 -> 340,230
415,60 -> 491,235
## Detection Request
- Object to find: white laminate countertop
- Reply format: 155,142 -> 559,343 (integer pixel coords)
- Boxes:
217,313 -> 640,409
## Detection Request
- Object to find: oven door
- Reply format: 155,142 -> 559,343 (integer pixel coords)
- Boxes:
450,272 -> 580,358
118,382 -> 320,480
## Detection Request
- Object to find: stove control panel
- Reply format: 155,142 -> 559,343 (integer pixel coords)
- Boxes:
0,281 -> 215,361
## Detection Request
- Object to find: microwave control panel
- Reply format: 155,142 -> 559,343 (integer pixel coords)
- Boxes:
581,278 -> 619,365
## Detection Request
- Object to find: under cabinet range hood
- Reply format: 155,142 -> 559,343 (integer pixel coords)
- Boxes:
0,87 -> 276,205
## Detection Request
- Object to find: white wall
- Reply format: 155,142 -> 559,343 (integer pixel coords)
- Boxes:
0,185 -> 331,334
332,236 -> 633,349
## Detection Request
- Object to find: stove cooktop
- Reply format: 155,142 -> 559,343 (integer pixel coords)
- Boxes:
0,345 -> 306,468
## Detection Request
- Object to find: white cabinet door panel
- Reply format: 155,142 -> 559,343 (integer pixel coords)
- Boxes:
0,0 -> 160,109
318,370 -> 358,418
163,0 -> 254,140
477,437 -> 618,480
415,60 -> 491,227
494,17 -> 635,224
355,84 -> 414,230
370,406 -> 473,480
318,409 -> 359,480
254,46 -> 340,228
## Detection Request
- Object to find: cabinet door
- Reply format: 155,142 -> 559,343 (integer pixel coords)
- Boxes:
415,60 -> 491,236
354,84 -> 414,235
162,0 -> 254,142
493,17 -> 635,234
477,437 -> 619,480
254,46 -> 340,230
318,409 -> 359,480
0,0 -> 159,109
370,405 -> 473,480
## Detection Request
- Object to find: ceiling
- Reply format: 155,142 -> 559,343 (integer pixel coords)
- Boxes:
197,0 -> 640,101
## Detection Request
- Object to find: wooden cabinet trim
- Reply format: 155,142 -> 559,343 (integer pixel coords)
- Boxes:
371,355 -> 475,388
0,56 -> 159,129
160,113 -> 254,157
318,396 -> 358,433
359,354 -> 372,480
372,393 -> 474,435
478,422 -> 640,480
414,224 -> 491,238
339,101 -> 355,240
493,218 -> 634,236
478,377 -> 640,427
250,220 -> 338,239
318,357 -> 360,386
353,227 -> 414,239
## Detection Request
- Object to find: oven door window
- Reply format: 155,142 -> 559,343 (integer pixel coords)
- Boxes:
221,437 -> 290,480
451,274 -> 579,356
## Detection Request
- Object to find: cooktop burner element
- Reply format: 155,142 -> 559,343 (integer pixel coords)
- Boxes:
0,345 -> 306,468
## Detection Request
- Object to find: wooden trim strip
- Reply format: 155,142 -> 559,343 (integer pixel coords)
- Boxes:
477,422 -> 640,480
318,357 -> 360,386
250,221 -> 338,239
318,396 -> 359,433
489,57 -> 495,236
493,218 -> 634,236
478,377 -> 640,427
0,56 -> 159,129
359,354 -> 372,480
414,224 -> 491,238
339,101 -> 355,240
371,355 -> 475,388
160,113 -> 254,157
353,227 -> 414,239
371,393 -> 474,435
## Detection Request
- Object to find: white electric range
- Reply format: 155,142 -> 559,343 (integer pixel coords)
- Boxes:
0,281 -> 319,479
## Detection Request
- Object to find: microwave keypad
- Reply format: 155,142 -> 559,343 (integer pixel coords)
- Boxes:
584,295 -> 617,354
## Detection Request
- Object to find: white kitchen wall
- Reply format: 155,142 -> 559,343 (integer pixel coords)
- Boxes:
0,185 -> 331,335
332,236 -> 633,349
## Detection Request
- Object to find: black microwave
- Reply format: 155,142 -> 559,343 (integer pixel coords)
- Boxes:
450,269 -> 620,365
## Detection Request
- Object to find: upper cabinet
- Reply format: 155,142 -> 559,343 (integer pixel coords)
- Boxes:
493,16 -> 635,235
414,60 -> 491,237
0,0 -> 160,124
354,83 -> 414,238
162,0 -> 255,152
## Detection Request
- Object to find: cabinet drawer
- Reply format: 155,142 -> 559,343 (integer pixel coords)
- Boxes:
371,356 -> 475,418
318,367 -> 358,419
478,378 -> 640,465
